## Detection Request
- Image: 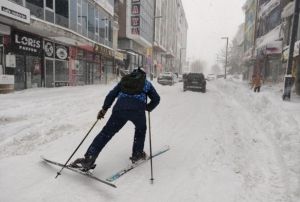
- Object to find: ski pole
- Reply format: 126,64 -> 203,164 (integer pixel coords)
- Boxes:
55,119 -> 99,178
148,111 -> 154,184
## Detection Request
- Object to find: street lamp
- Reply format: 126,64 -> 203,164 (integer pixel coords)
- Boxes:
179,48 -> 186,74
221,37 -> 229,79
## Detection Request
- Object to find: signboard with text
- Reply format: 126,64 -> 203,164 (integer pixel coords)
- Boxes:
131,0 -> 140,35
0,1 -> 30,24
11,30 -> 42,56
94,44 -> 113,58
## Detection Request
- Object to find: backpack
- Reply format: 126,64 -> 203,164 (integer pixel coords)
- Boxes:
120,69 -> 146,95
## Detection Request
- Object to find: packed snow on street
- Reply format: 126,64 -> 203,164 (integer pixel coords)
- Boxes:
1,78 -> 300,202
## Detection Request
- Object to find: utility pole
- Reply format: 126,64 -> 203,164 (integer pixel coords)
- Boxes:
283,0 -> 300,101
221,37 -> 229,79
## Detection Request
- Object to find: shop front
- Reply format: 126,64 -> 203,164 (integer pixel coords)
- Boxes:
0,24 -> 14,93
256,42 -> 282,82
9,29 -> 43,90
44,40 -> 69,87
94,44 -> 114,84
69,46 -> 104,86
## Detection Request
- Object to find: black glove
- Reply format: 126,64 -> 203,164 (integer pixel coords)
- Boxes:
97,109 -> 107,119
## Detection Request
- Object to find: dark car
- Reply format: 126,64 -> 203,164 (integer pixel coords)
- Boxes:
157,73 -> 175,85
183,73 -> 206,92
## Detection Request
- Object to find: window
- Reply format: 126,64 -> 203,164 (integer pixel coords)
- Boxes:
9,0 -> 23,6
26,0 -> 44,19
77,0 -> 82,34
95,9 -> 99,42
70,0 -> 78,32
88,3 -> 95,40
46,0 -> 53,10
55,60 -> 68,82
108,20 -> 112,42
99,10 -> 106,41
266,7 -> 280,32
82,0 -> 88,36
45,0 -> 54,23
259,0 -> 271,6
55,0 -> 69,28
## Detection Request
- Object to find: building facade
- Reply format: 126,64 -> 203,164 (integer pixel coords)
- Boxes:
0,0 -> 121,92
281,0 -> 300,95
242,0 -> 284,82
255,0 -> 283,82
242,0 -> 257,80
152,0 -> 187,77
117,0 -> 154,74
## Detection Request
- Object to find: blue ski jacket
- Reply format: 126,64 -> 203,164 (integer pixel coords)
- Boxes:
102,80 -> 160,112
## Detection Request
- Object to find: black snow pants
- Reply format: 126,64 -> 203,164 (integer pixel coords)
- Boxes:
85,110 -> 147,159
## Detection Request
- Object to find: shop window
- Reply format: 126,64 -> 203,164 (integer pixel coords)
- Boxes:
88,3 -> 95,40
28,56 -> 42,87
26,0 -> 44,19
55,0 -> 69,28
55,60 -> 68,82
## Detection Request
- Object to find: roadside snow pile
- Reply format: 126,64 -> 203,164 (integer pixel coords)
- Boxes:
215,79 -> 300,201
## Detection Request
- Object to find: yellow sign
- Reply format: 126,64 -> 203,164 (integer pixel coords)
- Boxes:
94,44 -> 113,57
115,51 -> 125,61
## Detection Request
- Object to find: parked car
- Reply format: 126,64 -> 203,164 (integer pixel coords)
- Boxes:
183,73 -> 206,93
157,72 -> 175,85
206,73 -> 216,81
178,74 -> 183,82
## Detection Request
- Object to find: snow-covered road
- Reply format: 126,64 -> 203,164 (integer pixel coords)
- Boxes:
0,79 -> 299,202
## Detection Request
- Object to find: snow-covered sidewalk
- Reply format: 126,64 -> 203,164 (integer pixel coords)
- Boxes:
0,79 -> 299,202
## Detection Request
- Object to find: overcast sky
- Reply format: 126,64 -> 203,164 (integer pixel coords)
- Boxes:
182,0 -> 246,72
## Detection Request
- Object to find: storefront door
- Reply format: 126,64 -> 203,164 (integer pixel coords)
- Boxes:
45,59 -> 54,87
86,62 -> 94,84
14,55 -> 26,90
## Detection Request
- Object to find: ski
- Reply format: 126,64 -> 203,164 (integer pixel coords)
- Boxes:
41,156 -> 117,188
106,145 -> 170,182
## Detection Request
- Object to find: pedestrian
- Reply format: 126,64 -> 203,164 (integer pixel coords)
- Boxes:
251,73 -> 263,93
70,67 -> 160,171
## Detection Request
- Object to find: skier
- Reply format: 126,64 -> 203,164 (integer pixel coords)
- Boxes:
70,67 -> 160,171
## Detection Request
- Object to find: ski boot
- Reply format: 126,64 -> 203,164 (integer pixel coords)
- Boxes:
69,155 -> 97,172
130,151 -> 147,163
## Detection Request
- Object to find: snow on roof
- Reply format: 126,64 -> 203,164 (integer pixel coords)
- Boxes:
256,25 -> 282,50
282,1 -> 294,19
259,0 -> 280,18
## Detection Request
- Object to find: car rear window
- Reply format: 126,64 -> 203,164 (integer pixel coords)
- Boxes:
187,74 -> 203,80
